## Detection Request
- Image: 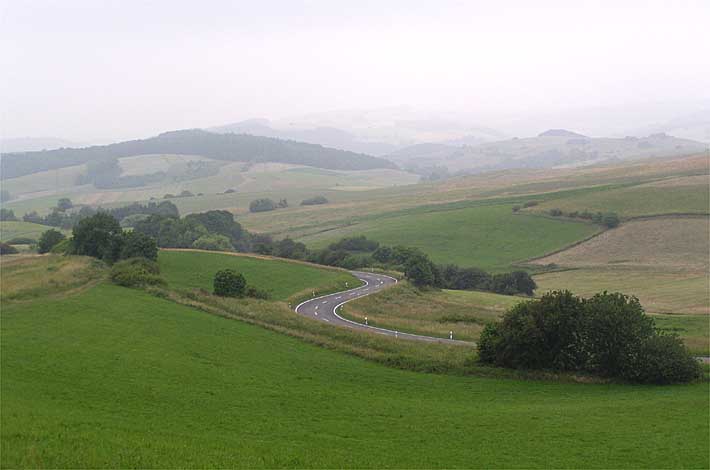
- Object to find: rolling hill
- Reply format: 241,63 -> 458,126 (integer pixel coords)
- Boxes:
387,130 -> 706,172
0,129 -> 397,180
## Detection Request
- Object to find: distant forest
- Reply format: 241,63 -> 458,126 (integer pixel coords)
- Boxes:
0,129 -> 397,179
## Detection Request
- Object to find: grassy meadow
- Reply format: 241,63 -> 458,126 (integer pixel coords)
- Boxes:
2,280 -> 708,468
158,249 -> 357,300
301,203 -> 599,271
0,220 -> 68,242
531,175 -> 709,218
341,283 -> 520,341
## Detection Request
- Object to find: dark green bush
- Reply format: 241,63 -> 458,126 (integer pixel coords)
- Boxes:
478,290 -> 700,384
522,201 -> 539,208
249,198 -> 277,213
0,242 -> 18,255
621,334 -> 702,384
213,269 -> 247,297
583,292 -> 654,377
110,258 -> 165,288
121,231 -> 158,261
549,208 -> 563,216
38,229 -> 66,254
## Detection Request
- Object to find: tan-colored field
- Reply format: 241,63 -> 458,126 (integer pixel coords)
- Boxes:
534,268 -> 709,314
532,217 -> 709,271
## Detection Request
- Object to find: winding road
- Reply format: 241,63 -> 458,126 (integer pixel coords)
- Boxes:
294,271 -> 470,345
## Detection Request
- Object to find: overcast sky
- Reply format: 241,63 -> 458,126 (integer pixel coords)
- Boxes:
1,0 -> 708,141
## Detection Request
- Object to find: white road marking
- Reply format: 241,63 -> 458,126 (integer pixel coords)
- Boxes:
322,301 -> 328,304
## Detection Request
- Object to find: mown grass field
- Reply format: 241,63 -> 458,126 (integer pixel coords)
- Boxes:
531,175 -> 709,218
302,204 -> 599,271
531,217 -> 709,271
0,221 -> 68,242
158,249 -> 357,301
2,282 -> 708,468
534,268 -> 710,315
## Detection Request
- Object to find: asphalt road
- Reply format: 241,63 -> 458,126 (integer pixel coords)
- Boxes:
294,271 -> 470,345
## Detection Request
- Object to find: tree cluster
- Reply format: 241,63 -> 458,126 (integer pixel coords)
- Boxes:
248,198 -> 288,213
548,208 -> 620,228
71,213 -> 158,263
478,290 -> 701,384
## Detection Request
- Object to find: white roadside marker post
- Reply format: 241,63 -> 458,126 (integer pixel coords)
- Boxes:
449,331 -> 453,340
395,330 -> 398,339
365,316 -> 368,325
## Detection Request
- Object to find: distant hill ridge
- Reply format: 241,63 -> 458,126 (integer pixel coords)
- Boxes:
0,129 -> 396,180
538,129 -> 589,138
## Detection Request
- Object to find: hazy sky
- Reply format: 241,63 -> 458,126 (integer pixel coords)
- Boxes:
2,0 -> 709,141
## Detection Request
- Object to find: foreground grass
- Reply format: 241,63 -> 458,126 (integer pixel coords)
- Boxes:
2,283 -> 708,468
302,204 -> 598,271
158,249 -> 357,301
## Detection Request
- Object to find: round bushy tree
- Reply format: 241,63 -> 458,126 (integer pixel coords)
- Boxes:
121,231 -> 158,261
38,229 -> 66,254
72,212 -> 124,263
213,269 -> 247,297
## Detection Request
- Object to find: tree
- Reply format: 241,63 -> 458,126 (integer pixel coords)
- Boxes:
583,292 -> 654,377
72,212 -> 124,263
404,253 -> 438,287
477,290 -> 588,371
179,190 -> 194,197
602,212 -> 620,228
57,198 -> 73,211
549,208 -> 563,216
249,198 -> 277,213
192,234 -> 233,251
121,231 -> 158,261
185,210 -> 243,243
0,242 -> 18,255
0,208 -> 17,221
213,269 -> 247,297
38,229 -> 66,254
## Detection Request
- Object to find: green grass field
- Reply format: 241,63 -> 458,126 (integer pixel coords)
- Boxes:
0,220 -> 68,242
158,250 -> 357,300
302,204 -> 599,271
2,283 -> 708,468
532,177 -> 709,218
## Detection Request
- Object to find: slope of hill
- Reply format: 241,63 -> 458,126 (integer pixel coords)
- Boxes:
2,277 -> 707,467
0,129 -> 397,180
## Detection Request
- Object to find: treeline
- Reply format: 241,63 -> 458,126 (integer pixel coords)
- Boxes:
513,203 -> 620,228
1,129 -> 396,180
33,199 -> 535,296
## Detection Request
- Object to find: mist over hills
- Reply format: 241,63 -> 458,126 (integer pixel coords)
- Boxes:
0,136 -> 82,153
0,129 -> 396,180
386,130 -> 707,173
